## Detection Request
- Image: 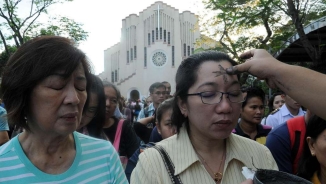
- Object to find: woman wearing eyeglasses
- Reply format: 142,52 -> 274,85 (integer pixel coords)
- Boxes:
131,51 -> 277,184
78,74 -> 106,139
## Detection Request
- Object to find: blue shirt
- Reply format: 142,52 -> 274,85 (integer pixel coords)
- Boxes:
0,132 -> 128,183
266,122 -> 292,173
137,103 -> 155,121
0,106 -> 9,131
266,104 -> 305,128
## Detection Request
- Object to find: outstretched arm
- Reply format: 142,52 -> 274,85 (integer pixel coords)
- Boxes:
227,49 -> 326,120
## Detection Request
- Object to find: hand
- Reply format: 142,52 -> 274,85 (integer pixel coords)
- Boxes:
240,179 -> 253,184
226,49 -> 285,88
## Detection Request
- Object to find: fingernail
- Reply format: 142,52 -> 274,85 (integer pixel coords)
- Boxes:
226,67 -> 233,73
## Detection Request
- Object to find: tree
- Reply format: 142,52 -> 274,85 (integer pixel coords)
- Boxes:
202,0 -> 326,67
0,0 -> 88,57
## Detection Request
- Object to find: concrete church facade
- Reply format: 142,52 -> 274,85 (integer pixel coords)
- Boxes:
102,1 -> 201,100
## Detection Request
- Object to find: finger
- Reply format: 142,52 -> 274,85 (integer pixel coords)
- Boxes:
226,62 -> 249,75
240,50 -> 255,59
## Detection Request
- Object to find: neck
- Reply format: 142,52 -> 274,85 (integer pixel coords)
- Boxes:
285,104 -> 300,116
104,117 -> 115,128
189,129 -> 225,156
153,102 -> 159,110
320,167 -> 326,184
239,121 -> 257,139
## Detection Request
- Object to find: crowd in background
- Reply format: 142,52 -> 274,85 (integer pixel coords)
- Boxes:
0,36 -> 326,184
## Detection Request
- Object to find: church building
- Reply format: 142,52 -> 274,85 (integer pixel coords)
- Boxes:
102,1 -> 202,100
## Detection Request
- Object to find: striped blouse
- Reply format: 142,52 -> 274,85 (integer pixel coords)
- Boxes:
131,126 -> 278,184
0,132 -> 128,183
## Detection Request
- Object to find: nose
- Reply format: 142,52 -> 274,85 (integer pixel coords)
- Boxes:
216,95 -> 232,113
64,88 -> 80,105
106,98 -> 110,106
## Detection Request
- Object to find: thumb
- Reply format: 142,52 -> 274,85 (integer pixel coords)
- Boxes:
226,62 -> 250,75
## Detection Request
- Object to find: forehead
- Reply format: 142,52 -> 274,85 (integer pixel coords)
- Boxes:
104,86 -> 117,98
192,60 -> 239,89
153,87 -> 166,92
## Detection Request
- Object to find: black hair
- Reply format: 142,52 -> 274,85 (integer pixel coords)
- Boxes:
102,81 -> 121,101
1,36 -> 91,131
268,91 -> 284,113
242,86 -> 265,108
297,115 -> 326,180
171,50 -> 240,133
149,82 -> 166,94
84,74 -> 106,139
156,98 -> 174,126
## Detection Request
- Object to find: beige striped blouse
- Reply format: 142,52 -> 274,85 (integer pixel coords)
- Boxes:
131,126 -> 278,184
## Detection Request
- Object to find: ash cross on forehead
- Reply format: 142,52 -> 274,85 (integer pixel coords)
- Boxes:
213,64 -> 228,83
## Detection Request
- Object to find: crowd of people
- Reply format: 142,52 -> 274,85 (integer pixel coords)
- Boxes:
0,36 -> 325,184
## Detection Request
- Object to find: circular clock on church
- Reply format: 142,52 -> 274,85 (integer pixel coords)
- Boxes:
152,51 -> 167,67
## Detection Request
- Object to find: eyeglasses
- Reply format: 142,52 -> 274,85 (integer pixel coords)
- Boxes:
186,90 -> 245,104
153,91 -> 166,96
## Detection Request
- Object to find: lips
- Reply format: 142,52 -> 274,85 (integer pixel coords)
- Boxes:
62,112 -> 78,118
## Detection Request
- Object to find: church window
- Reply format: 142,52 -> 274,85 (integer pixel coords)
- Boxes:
164,30 -> 166,42
115,70 -> 117,82
127,51 -> 129,64
183,44 -> 186,56
192,48 -> 194,54
168,32 -> 170,44
111,72 -> 114,83
144,47 -> 147,67
160,27 -> 162,40
172,46 -> 175,67
131,48 -> 133,61
187,46 -> 190,56
152,30 -> 154,43
156,28 -> 158,40
148,33 -> 150,45
134,46 -> 137,58
152,51 -> 167,67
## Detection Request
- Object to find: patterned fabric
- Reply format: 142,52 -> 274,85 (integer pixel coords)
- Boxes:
0,132 -> 128,183
232,123 -> 272,145
0,107 -> 9,131
131,126 -> 278,184
137,103 -> 155,121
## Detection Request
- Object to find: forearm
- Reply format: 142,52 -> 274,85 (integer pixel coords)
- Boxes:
138,116 -> 155,125
272,64 -> 326,119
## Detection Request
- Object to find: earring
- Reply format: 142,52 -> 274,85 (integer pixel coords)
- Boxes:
311,152 -> 315,156
24,116 -> 27,124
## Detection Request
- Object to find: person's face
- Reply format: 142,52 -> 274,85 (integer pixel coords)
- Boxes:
307,130 -> 326,170
151,87 -> 166,105
79,92 -> 98,129
104,86 -> 118,120
285,95 -> 301,110
179,61 -> 242,140
157,109 -> 176,139
28,63 -> 87,135
164,83 -> 171,99
146,97 -> 152,105
273,95 -> 285,109
240,97 -> 264,124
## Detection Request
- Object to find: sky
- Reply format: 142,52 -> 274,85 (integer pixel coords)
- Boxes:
47,0 -> 205,74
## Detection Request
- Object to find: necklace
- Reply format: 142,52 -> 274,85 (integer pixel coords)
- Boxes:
194,147 -> 226,183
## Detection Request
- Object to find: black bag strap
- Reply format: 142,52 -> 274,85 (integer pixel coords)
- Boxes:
153,145 -> 183,184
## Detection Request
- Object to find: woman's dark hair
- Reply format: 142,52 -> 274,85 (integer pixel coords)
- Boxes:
1,36 -> 91,131
171,50 -> 240,133
156,98 -> 174,126
102,81 -> 121,101
297,115 -> 326,179
84,74 -> 106,139
268,92 -> 284,113
241,86 -> 265,108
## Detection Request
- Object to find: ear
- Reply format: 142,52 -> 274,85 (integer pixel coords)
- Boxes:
306,137 -> 316,156
156,124 -> 162,135
177,96 -> 188,117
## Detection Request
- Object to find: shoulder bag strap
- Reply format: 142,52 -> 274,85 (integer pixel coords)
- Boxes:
153,145 -> 183,184
113,119 -> 124,152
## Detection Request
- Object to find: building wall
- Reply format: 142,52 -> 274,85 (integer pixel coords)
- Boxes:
103,1 -> 200,100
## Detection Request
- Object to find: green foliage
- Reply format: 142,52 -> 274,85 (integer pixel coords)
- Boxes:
0,45 -> 17,76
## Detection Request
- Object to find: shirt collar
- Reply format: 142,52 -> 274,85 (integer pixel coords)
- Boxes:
280,104 -> 304,117
148,103 -> 155,111
172,126 -> 256,175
